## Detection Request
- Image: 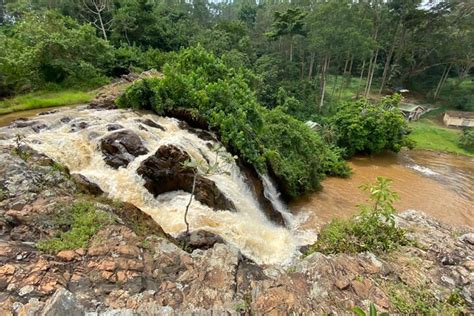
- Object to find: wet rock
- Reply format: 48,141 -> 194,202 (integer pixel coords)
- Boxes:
71,174 -> 103,196
106,124 -> 124,131
100,130 -> 148,169
60,117 -> 71,124
31,123 -> 47,133
177,230 -> 224,251
70,121 -> 88,132
38,110 -> 58,116
137,144 -> 236,211
136,119 -> 165,131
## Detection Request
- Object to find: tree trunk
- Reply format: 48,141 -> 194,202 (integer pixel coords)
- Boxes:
289,38 -> 293,62
379,23 -> 400,95
434,64 -> 451,100
365,48 -> 379,98
356,60 -> 366,98
184,174 -> 197,236
319,55 -> 329,111
308,52 -> 315,80
331,73 -> 339,98
97,12 -> 108,40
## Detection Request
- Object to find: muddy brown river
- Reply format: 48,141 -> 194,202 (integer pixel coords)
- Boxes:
291,150 -> 474,228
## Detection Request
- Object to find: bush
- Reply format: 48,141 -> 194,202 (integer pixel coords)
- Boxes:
37,202 -> 113,254
306,177 -> 409,255
0,11 -> 113,92
118,46 -> 349,198
331,95 -> 411,157
459,128 -> 474,151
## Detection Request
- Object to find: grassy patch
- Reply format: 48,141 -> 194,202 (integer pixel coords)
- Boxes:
37,202 -> 114,254
409,119 -> 474,156
0,90 -> 95,114
386,282 -> 467,315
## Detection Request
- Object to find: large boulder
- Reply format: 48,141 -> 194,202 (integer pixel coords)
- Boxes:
137,145 -> 236,211
100,130 -> 148,168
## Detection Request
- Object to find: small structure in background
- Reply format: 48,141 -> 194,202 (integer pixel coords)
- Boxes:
398,104 -> 426,121
443,111 -> 474,128
305,121 -> 321,131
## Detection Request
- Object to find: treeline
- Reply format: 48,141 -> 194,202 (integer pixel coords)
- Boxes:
0,0 -> 473,112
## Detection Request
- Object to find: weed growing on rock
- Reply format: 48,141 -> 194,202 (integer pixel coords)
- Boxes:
352,303 -> 388,316
386,282 -> 467,315
306,177 -> 409,255
13,134 -> 31,161
37,202 -> 114,253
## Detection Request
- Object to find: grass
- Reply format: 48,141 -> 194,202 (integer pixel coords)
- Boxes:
385,282 -> 466,315
37,202 -> 114,254
0,89 -> 95,114
409,119 -> 474,157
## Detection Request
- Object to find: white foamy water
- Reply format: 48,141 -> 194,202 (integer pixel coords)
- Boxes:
0,107 -> 316,265
408,164 -> 439,177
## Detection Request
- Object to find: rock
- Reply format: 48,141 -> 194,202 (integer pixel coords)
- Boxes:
70,121 -> 88,132
100,130 -> 148,168
136,119 -> 165,131
106,124 -> 124,131
460,233 -> 474,245
335,278 -> 350,290
177,230 -> 224,251
60,117 -> 71,124
40,288 -> 84,316
71,174 -> 103,195
137,145 -> 236,211
57,250 -> 76,262
18,285 -> 35,297
31,123 -> 47,133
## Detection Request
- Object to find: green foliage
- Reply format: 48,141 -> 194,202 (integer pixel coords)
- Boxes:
0,11 -> 112,92
118,46 -> 349,198
0,188 -> 6,201
331,95 -> 411,157
386,283 -> 467,315
261,108 -> 350,198
459,128 -> 474,151
37,202 -> 114,254
352,303 -> 389,316
306,177 -> 409,255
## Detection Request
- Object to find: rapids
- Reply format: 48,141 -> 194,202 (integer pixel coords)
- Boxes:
0,107 -> 316,265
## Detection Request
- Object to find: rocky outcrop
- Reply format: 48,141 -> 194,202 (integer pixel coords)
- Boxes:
137,144 -> 236,211
100,130 -> 148,168
136,118 -> 166,131
71,173 -> 103,196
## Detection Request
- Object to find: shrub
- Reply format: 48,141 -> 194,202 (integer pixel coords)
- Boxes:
459,128 -> 474,151
331,95 -> 411,157
37,202 -> 113,254
118,46 -> 349,198
306,177 -> 408,255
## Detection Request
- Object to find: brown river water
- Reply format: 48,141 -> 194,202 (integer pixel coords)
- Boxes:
291,150 -> 474,228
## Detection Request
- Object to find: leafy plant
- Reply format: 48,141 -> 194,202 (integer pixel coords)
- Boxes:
37,202 -> 114,253
459,128 -> 474,151
352,303 -> 389,316
330,95 -> 411,157
306,177 -> 409,255
118,46 -> 349,199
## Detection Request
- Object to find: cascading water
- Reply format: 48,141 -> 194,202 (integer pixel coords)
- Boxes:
0,107 -> 317,265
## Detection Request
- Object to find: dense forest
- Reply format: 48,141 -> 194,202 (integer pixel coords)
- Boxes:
1,0 -> 472,110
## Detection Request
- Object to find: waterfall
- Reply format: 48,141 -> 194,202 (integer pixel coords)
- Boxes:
260,174 -> 294,227
0,107 -> 317,265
